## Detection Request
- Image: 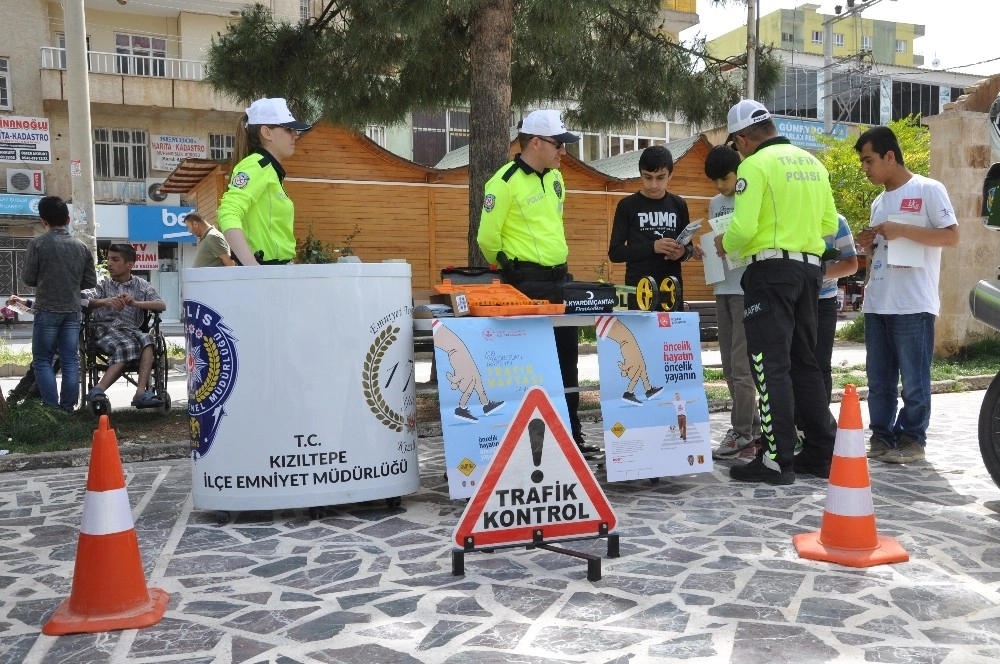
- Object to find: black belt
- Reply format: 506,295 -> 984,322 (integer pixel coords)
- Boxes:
259,259 -> 291,266
504,260 -> 568,281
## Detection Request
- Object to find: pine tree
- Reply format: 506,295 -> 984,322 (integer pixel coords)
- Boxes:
206,1 -> 777,264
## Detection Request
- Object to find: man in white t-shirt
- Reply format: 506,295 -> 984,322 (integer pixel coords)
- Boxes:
855,126 -> 959,464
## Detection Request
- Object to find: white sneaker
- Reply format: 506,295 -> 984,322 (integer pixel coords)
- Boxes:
713,430 -> 753,459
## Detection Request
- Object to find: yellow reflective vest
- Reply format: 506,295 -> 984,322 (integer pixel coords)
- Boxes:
217,149 -> 296,262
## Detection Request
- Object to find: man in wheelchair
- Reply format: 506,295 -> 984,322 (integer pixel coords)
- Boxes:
83,243 -> 167,409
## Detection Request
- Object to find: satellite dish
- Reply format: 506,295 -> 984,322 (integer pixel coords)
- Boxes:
147,181 -> 169,203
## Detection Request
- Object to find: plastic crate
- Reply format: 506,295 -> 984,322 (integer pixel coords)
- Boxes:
434,279 -> 566,317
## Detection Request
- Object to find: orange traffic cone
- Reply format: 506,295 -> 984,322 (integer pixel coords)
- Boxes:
43,415 -> 169,635
793,384 -> 909,568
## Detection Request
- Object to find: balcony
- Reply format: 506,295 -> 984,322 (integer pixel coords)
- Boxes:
39,47 -> 242,117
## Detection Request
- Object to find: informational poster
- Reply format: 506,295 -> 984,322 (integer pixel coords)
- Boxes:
596,311 -> 711,482
433,317 -> 569,499
150,134 -> 207,171
0,116 -> 52,163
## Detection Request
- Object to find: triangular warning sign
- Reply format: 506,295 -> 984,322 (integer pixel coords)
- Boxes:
453,386 -> 617,548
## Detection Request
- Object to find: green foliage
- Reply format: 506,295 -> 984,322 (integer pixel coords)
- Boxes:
206,2 -> 766,133
816,116 -> 930,233
0,340 -> 32,366
835,314 -> 865,343
579,326 -> 597,343
295,224 -> 362,263
1,405 -> 182,453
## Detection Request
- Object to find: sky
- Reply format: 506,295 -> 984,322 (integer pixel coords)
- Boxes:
680,0 -> 1000,77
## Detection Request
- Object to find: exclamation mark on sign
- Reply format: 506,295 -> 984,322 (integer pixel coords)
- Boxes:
529,418 -> 545,484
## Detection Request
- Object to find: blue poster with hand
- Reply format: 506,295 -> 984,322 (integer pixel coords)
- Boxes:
433,317 -> 569,499
596,311 -> 711,481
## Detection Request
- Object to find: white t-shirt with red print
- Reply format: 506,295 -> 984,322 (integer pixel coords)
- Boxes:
863,174 -> 957,316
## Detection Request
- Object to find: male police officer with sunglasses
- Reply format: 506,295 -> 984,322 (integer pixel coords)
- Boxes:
477,109 -> 600,459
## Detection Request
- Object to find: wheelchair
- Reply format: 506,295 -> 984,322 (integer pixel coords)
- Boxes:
79,309 -> 172,415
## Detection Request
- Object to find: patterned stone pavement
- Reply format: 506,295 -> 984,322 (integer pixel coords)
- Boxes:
3,390 -> 1000,664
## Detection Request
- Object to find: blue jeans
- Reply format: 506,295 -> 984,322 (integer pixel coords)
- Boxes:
864,313 -> 935,446
31,309 -> 82,411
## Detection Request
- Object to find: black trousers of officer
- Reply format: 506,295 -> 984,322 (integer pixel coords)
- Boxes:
741,258 -> 837,470
503,273 -> 582,441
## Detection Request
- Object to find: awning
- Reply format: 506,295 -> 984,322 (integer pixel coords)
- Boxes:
159,158 -> 226,194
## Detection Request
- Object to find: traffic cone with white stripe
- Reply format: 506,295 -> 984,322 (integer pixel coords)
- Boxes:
793,385 -> 908,567
43,416 -> 169,635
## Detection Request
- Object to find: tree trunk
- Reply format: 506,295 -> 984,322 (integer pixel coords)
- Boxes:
467,0 -> 513,267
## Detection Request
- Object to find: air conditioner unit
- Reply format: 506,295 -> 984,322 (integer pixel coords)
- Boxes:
144,178 -> 180,207
6,169 -> 45,195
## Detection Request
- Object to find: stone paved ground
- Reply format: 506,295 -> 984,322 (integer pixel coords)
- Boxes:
3,390 -> 1000,663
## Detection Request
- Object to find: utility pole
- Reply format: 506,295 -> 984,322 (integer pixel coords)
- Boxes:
823,0 -> 891,135
746,0 -> 757,98
63,0 -> 97,258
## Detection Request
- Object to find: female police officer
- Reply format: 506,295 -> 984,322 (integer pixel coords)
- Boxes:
218,98 -> 310,266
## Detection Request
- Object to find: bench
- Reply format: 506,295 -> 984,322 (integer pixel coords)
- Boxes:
685,300 -> 719,342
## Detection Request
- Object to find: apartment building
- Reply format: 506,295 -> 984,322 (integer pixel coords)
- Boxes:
706,2 -> 981,150
0,0 -> 313,318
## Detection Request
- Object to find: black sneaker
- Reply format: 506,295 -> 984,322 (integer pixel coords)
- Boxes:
730,456 -> 794,485
793,452 -> 831,479
573,433 -> 602,457
645,386 -> 663,400
482,401 -> 505,416
454,407 -> 478,422
622,391 -> 642,405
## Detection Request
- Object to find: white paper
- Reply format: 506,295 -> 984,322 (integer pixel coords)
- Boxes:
675,219 -> 702,246
706,213 -> 750,271
885,214 -> 926,267
700,231 -> 726,284
709,212 -> 733,233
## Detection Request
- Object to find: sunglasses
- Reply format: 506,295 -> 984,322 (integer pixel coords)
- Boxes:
536,137 -> 564,150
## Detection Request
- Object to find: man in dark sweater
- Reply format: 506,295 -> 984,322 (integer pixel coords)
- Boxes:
608,145 -> 697,311
21,196 -> 97,411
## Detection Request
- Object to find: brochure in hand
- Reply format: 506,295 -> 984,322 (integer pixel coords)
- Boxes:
675,219 -> 702,246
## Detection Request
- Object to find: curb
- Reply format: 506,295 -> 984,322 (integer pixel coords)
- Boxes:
2,375 -> 995,473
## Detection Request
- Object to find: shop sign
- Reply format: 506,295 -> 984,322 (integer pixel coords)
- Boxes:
150,135 -> 207,171
129,242 -> 159,270
127,205 -> 196,243
0,193 -> 42,216
0,116 -> 51,163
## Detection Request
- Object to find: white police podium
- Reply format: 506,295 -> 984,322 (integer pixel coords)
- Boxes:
182,262 -> 419,516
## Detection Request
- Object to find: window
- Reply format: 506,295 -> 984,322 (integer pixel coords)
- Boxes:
0,58 -> 9,110
1,238 -> 34,296
831,72 -> 881,125
93,128 -> 148,180
862,35 -> 872,51
365,125 -> 386,147
300,0 -> 310,21
115,33 -> 166,77
56,33 -> 92,70
209,133 -> 235,160
811,30 -> 823,45
412,109 -> 469,166
833,33 -> 844,48
891,81 -> 949,120
781,32 -> 795,44
764,66 -> 819,119
896,40 -> 907,54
